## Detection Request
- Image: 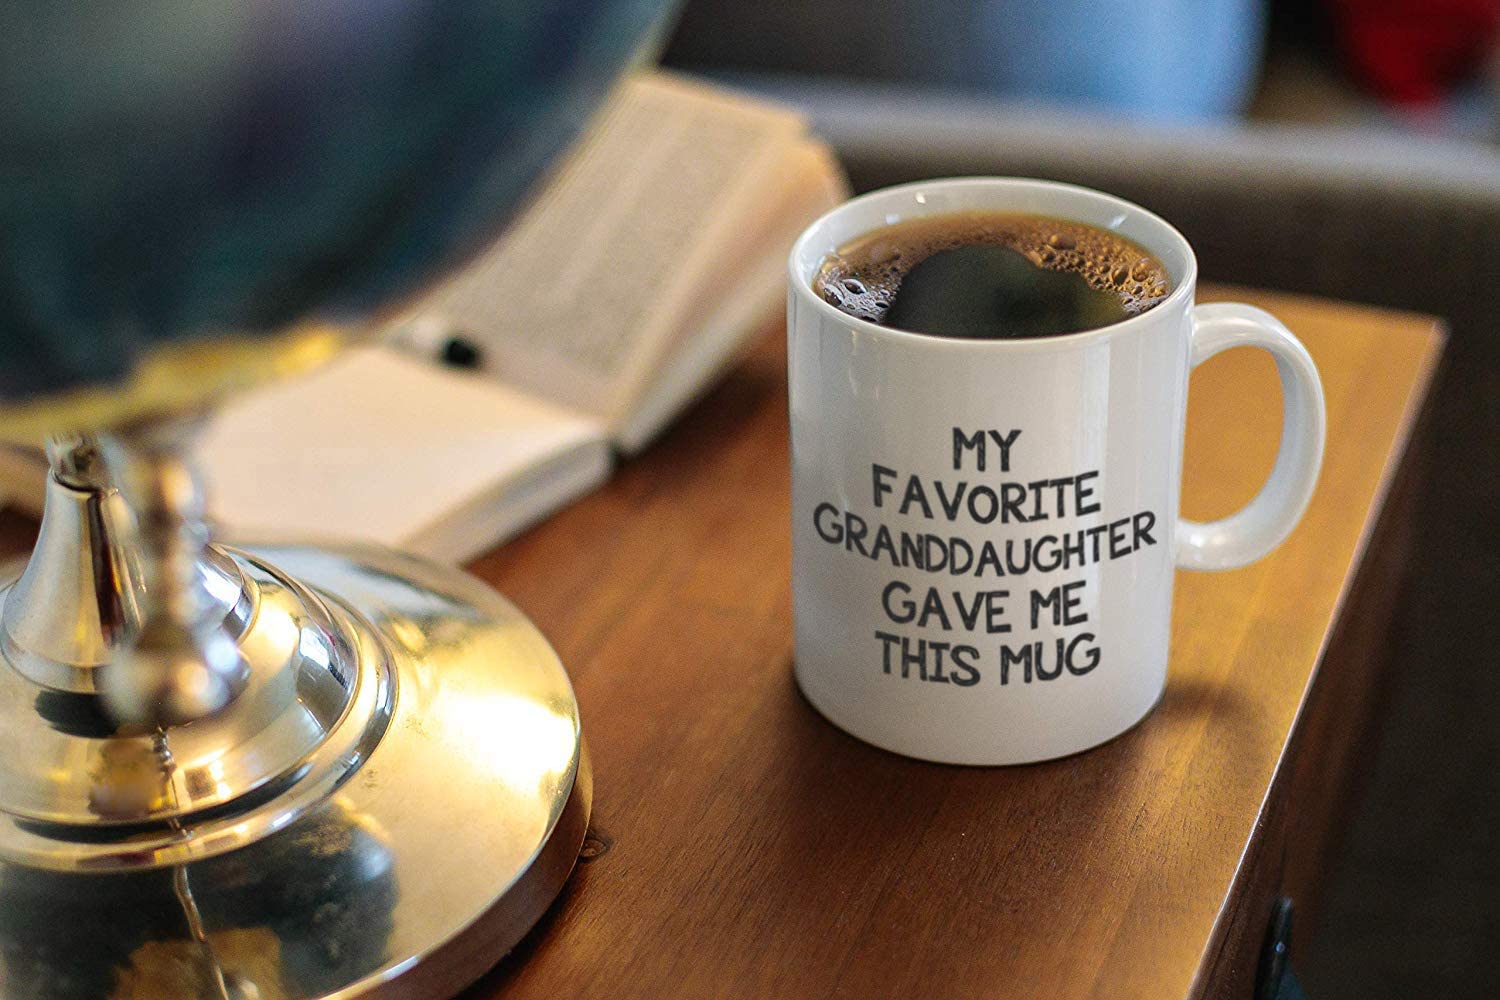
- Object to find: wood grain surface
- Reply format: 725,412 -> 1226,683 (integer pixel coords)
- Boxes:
0,288 -> 1444,999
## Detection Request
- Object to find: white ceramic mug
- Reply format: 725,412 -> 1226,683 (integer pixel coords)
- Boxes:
787,178 -> 1326,765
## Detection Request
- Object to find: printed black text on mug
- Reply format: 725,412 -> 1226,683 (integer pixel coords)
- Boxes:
808,427 -> 1160,688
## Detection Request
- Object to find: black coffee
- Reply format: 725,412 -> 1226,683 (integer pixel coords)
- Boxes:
813,211 -> 1170,340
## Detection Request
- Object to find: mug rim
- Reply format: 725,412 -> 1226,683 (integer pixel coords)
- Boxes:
787,176 -> 1200,352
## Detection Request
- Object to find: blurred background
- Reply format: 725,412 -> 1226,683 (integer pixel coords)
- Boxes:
662,0 -> 1498,997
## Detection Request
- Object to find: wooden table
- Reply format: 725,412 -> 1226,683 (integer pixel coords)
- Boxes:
0,289 -> 1444,999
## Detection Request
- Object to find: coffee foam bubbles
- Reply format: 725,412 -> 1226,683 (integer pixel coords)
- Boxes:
814,212 -> 1170,326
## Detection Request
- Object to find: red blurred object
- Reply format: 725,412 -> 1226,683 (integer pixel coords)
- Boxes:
1330,0 -> 1500,105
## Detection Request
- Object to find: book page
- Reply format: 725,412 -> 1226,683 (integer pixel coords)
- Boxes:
403,71 -> 806,423
198,347 -> 609,560
616,140 -> 849,452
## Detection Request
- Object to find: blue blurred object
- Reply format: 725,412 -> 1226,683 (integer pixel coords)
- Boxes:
0,1 -> 674,403
664,0 -> 1267,123
969,0 -> 1267,121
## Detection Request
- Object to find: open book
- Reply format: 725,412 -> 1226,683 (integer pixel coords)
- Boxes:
0,72 -> 848,564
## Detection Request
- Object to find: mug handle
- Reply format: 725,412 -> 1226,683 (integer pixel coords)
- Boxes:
1176,303 -> 1327,571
